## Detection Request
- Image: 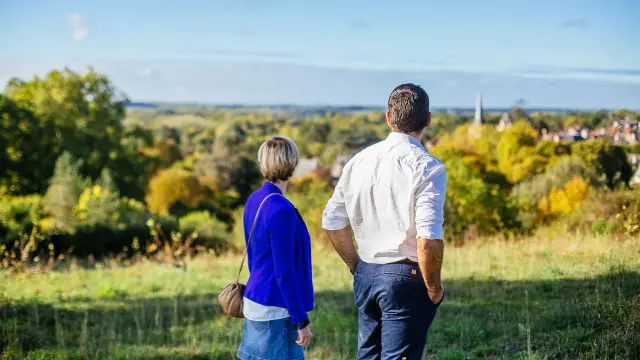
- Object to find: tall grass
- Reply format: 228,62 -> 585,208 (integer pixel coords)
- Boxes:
1,232 -> 639,359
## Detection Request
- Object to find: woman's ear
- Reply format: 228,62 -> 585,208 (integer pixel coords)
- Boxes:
426,112 -> 432,128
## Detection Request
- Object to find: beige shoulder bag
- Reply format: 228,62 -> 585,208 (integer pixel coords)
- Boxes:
218,192 -> 283,318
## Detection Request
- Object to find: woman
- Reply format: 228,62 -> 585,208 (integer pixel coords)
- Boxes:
238,136 -> 314,360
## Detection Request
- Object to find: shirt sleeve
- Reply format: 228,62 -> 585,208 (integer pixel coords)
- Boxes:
322,171 -> 349,231
269,203 -> 309,324
414,164 -> 447,240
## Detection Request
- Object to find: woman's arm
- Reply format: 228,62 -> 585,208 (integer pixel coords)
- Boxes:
269,204 -> 308,324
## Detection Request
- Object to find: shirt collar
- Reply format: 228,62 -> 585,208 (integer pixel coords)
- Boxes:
385,132 -> 425,149
261,181 -> 283,195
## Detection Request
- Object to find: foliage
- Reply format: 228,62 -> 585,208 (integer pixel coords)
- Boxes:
179,211 -> 229,251
4,69 -> 151,199
568,189 -> 640,235
496,121 -> 547,183
42,152 -> 87,233
194,122 -> 262,204
511,157 -> 600,203
441,155 -> 517,240
2,67 -> 639,258
571,139 -> 632,188
0,95 -> 54,194
511,157 -> 600,231
145,168 -> 209,216
534,141 -> 571,160
0,194 -> 42,244
538,176 -> 590,217
74,169 -> 120,227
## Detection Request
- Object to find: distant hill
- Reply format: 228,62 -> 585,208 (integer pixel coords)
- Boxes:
124,101 -> 613,114
125,102 -> 158,109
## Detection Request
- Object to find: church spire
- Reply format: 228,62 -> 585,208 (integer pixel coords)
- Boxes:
474,91 -> 483,125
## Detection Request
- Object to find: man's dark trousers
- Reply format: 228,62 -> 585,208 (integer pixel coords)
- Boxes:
353,261 -> 442,360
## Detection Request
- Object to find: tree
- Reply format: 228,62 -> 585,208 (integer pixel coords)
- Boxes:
5,68 -> 149,199
0,94 -> 56,194
584,110 -> 610,129
192,121 -> 261,205
564,115 -> 584,129
530,112 -> 563,132
145,168 -> 208,216
75,168 -> 120,227
42,152 -> 87,233
441,155 -> 517,240
496,121 -> 547,183
571,140 -> 632,188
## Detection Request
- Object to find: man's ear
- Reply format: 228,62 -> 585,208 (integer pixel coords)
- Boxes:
386,111 -> 392,129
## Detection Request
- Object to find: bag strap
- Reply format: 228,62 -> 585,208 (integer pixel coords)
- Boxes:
236,192 -> 284,282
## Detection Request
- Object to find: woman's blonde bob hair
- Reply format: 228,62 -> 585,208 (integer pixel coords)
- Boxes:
257,136 -> 299,182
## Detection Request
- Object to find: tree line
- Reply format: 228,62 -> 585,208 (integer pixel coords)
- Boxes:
1,69 -> 638,268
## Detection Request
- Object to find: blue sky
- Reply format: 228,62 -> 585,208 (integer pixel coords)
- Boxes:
1,0 -> 639,108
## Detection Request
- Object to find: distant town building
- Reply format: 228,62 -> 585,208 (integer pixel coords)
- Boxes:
292,158 -> 319,178
330,155 -> 351,185
474,91 -> 484,126
611,118 -> 639,144
469,91 -> 484,138
497,112 -> 512,132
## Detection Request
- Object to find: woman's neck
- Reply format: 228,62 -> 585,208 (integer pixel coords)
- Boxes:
270,180 -> 288,194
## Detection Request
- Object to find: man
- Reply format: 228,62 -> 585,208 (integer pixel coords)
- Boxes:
322,83 -> 446,360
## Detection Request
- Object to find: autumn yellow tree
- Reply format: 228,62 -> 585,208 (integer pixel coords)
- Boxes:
145,169 -> 207,215
496,121 -> 547,183
538,176 -> 590,217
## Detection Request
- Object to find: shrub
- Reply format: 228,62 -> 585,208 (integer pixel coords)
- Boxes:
230,206 -> 246,251
512,157 -> 600,202
0,194 -> 42,244
117,197 -> 150,227
178,211 -> 229,250
568,189 -> 640,235
538,176 -> 590,217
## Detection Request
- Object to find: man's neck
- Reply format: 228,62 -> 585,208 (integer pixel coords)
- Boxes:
392,130 -> 424,142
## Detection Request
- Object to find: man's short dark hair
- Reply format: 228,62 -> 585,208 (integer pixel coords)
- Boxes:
387,83 -> 430,134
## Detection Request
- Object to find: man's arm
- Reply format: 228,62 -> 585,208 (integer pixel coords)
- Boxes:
322,166 -> 360,273
417,238 -> 444,303
326,227 -> 360,273
414,165 -> 447,303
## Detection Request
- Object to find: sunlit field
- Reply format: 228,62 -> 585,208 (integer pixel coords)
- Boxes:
1,232 -> 639,360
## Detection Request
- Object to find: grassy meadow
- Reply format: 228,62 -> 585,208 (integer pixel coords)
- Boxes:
1,232 -> 639,360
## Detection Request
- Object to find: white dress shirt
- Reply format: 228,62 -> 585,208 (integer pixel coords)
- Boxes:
322,132 -> 447,264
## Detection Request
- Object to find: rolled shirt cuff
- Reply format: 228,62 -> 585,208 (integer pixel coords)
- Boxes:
321,216 -> 349,231
416,226 -> 444,240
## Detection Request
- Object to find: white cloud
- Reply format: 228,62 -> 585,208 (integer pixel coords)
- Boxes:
175,85 -> 186,93
139,67 -> 157,77
67,13 -> 88,42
